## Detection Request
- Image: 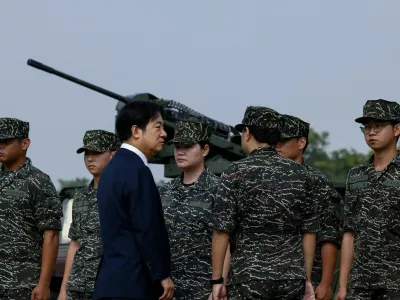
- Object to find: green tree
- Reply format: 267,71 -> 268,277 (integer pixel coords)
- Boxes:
305,129 -> 369,183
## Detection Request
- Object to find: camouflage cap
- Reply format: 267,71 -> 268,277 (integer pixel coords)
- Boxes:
0,117 -> 29,140
76,129 -> 121,154
280,114 -> 310,139
235,106 -> 284,131
355,99 -> 400,123
168,119 -> 213,145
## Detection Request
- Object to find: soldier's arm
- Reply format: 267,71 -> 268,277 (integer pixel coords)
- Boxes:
318,179 -> 342,287
222,244 -> 231,285
301,172 -> 319,283
33,175 -> 63,288
210,165 -> 240,281
337,179 -> 356,295
59,200 -> 81,296
59,241 -> 78,296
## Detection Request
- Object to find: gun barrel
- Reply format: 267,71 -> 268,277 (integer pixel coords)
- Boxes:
27,59 -> 129,104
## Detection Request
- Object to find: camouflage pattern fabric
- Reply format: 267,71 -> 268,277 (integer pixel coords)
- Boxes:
280,114 -> 310,139
67,181 -> 102,293
234,106 -> 284,131
343,153 -> 400,290
347,288 -> 400,300
168,120 -> 213,145
0,288 -> 32,299
304,163 -> 342,287
159,169 -> 220,300
0,117 -> 29,140
210,146 -> 319,285
67,289 -> 94,300
228,279 -> 305,300
0,158 -> 62,289
355,99 -> 400,123
76,129 -> 121,153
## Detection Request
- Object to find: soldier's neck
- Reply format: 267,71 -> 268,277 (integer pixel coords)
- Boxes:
93,176 -> 100,189
373,145 -> 398,171
182,165 -> 206,185
3,156 -> 26,172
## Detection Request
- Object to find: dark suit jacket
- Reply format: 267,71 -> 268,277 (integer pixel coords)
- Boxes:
93,148 -> 171,300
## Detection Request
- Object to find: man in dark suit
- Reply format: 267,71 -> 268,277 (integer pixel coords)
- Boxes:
93,100 -> 174,300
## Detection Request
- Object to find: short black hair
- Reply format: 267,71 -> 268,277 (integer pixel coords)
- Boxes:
247,126 -> 281,145
116,100 -> 164,142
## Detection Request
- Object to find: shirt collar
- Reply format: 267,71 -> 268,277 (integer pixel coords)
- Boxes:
120,143 -> 148,166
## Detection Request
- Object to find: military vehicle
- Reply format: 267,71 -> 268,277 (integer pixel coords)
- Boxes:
27,59 -> 345,299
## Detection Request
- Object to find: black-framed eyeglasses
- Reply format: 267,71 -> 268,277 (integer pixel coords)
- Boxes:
360,122 -> 392,134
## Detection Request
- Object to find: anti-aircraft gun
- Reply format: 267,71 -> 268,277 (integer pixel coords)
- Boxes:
27,59 -> 246,177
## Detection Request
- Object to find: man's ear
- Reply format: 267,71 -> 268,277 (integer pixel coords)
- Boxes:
202,144 -> 210,157
298,137 -> 307,151
131,125 -> 142,140
243,127 -> 251,142
394,123 -> 400,138
21,138 -> 30,151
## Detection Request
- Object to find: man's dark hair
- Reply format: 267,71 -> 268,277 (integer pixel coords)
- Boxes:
116,100 -> 164,142
247,126 -> 281,145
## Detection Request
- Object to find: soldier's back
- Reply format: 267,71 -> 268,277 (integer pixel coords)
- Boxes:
212,146 -> 318,285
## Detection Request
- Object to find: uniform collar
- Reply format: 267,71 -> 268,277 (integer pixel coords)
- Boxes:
249,145 -> 277,156
0,157 -> 32,178
170,168 -> 211,191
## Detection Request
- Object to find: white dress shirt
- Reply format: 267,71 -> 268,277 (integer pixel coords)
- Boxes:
120,143 -> 148,166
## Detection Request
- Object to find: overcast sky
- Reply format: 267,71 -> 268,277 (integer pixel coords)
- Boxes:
2,1 -> 400,189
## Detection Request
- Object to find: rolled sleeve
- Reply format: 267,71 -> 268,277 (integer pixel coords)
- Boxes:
317,185 -> 342,247
301,172 -> 320,233
33,175 -> 63,232
209,165 -> 240,236
342,181 -> 357,233
68,201 -> 79,241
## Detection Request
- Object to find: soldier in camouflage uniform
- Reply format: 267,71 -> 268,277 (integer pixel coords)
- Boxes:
57,130 -> 121,300
336,99 -> 400,300
276,114 -> 342,300
159,120 -> 227,300
210,107 -> 319,300
0,117 -> 63,300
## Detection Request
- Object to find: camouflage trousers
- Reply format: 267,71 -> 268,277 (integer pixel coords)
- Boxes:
228,279 -> 305,300
172,274 -> 211,300
347,288 -> 400,300
0,289 -> 32,300
67,289 -> 93,300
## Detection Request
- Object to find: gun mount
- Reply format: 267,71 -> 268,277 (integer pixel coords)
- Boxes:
27,59 -> 245,177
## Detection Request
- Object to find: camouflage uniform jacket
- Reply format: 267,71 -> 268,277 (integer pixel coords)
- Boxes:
67,181 -> 102,293
343,153 -> 400,290
0,157 -> 62,289
210,146 -> 319,285
159,169 -> 220,299
303,163 -> 342,286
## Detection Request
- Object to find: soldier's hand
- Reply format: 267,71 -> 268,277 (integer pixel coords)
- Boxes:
57,288 -> 67,300
31,282 -> 50,300
304,281 -> 315,300
159,276 -> 174,300
212,284 -> 227,300
334,287 -> 347,300
315,283 -> 332,300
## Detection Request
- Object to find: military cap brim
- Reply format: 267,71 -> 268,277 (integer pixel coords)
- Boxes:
0,134 -> 23,140
167,137 -> 197,146
234,124 -> 245,131
76,145 -> 109,154
354,116 -> 399,124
